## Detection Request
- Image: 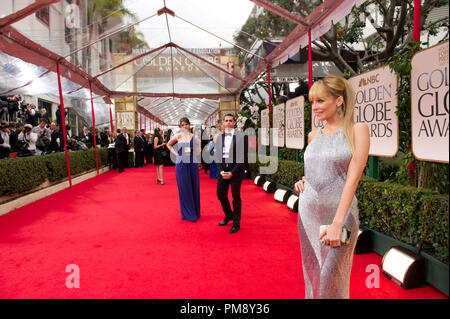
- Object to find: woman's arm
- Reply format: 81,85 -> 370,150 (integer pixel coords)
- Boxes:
320,123 -> 370,248
294,130 -> 318,193
153,136 -> 161,149
166,134 -> 180,157
194,137 -> 201,157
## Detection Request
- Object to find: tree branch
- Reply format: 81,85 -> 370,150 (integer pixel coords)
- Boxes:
383,0 -> 407,56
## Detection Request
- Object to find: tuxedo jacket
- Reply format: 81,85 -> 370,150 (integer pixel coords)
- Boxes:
78,132 -> 93,142
215,130 -> 248,179
134,135 -> 144,151
115,133 -> 130,153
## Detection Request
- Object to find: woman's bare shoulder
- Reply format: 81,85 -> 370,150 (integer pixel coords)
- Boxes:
353,122 -> 369,133
353,122 -> 369,135
308,129 -> 319,144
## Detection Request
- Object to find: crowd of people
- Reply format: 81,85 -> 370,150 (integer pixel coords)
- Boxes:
0,116 -> 115,159
105,124 -> 222,180
0,94 -> 68,158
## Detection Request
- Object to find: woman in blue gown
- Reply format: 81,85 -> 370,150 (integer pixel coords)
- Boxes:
167,117 -> 201,222
208,126 -> 219,179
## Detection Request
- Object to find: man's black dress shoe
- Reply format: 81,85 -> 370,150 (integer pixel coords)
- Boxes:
229,226 -> 240,234
218,219 -> 231,226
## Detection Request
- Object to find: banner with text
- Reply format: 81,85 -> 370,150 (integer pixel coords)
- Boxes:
349,66 -> 399,157
411,41 -> 449,163
273,104 -> 285,147
260,108 -> 270,146
285,96 -> 305,150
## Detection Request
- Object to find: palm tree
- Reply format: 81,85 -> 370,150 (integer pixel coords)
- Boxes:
82,0 -> 148,73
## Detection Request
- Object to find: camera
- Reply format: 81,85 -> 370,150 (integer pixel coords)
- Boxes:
18,102 -> 29,117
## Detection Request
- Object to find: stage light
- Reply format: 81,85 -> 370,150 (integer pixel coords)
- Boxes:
354,226 -> 372,254
254,175 -> 266,187
274,189 -> 291,204
286,194 -> 299,212
381,245 -> 425,289
263,181 -> 276,193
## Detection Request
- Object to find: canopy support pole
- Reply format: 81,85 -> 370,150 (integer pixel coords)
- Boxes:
413,0 -> 421,44
267,64 -> 272,114
89,81 -> 99,175
56,62 -> 72,188
308,28 -> 313,90
408,0 -> 421,180
308,28 -> 313,127
108,96 -> 114,133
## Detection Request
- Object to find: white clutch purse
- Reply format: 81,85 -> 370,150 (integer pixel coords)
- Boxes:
320,225 -> 351,245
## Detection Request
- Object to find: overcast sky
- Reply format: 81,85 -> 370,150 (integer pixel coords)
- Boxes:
123,0 -> 256,49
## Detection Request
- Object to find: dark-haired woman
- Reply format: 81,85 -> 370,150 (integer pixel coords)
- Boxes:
153,128 -> 166,184
167,117 -> 201,222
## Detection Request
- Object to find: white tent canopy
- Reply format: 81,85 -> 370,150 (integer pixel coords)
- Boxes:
0,0 -> 364,125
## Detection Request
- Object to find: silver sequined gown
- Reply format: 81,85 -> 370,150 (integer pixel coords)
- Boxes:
298,127 -> 359,299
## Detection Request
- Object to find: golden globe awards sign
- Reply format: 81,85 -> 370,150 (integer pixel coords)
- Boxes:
273,103 -> 285,147
411,41 -> 449,163
349,66 -> 399,157
260,108 -> 270,146
285,96 -> 305,149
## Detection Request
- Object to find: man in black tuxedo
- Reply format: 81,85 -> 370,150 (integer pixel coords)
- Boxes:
115,127 -> 130,173
78,126 -> 93,148
49,123 -> 63,153
216,114 -> 248,234
134,130 -> 145,168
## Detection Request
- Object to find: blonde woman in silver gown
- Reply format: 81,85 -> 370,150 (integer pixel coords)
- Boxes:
294,75 -> 370,299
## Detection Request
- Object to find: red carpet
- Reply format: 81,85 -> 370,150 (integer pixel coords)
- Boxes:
0,165 -> 447,299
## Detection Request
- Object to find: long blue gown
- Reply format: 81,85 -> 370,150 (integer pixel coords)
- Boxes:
176,137 -> 200,222
209,139 -> 218,179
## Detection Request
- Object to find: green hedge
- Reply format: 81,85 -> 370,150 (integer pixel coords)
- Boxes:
0,148 -> 109,197
249,158 -> 449,264
249,155 -> 304,188
356,177 -> 449,264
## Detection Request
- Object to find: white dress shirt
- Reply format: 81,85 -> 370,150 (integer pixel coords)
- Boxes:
223,129 -> 234,159
18,132 -> 38,151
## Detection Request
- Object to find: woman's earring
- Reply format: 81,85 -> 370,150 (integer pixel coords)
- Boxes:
337,106 -> 342,116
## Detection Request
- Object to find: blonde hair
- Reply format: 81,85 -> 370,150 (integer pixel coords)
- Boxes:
309,74 -> 356,155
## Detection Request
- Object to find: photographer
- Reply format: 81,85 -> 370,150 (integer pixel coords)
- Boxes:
0,95 -> 20,121
55,105 -> 63,127
38,108 -> 50,124
49,123 -> 63,153
17,124 -> 38,157
0,121 -> 11,159
33,119 -> 51,155
25,104 -> 38,127
10,122 -> 23,153
0,98 -> 7,120
77,126 -> 93,148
